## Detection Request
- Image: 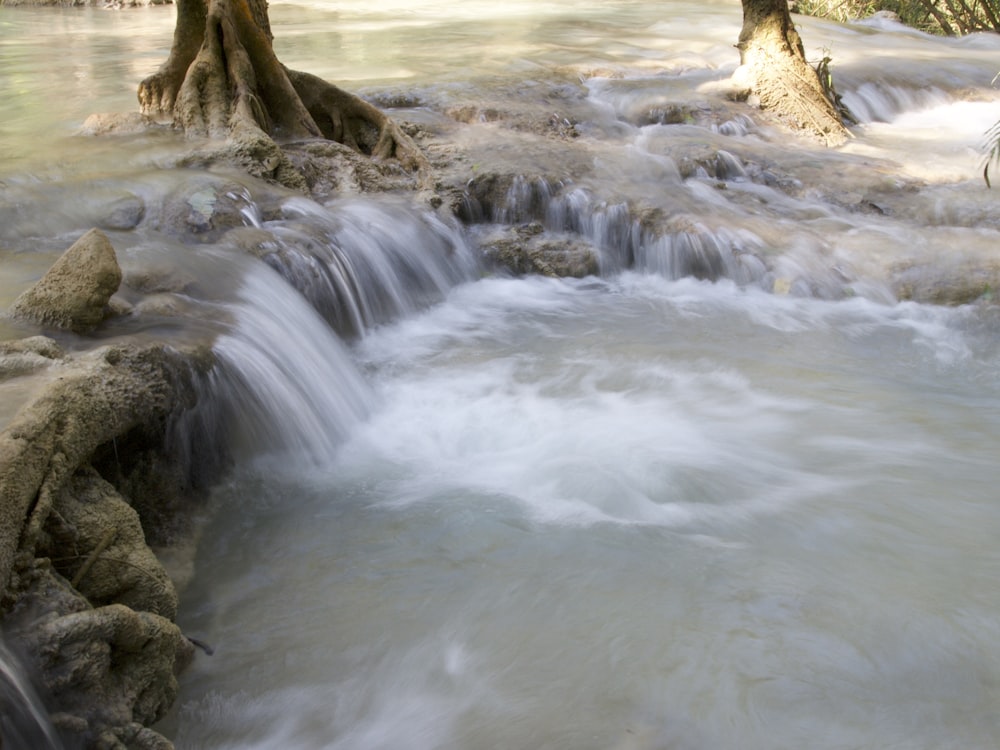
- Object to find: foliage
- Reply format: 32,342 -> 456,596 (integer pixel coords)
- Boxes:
793,0 -> 1000,35
984,116 -> 1000,187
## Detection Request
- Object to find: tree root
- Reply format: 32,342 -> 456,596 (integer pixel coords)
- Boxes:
285,68 -> 431,177
137,0 -> 430,189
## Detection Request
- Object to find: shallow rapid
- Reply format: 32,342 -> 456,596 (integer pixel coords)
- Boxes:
2,1 -> 1000,749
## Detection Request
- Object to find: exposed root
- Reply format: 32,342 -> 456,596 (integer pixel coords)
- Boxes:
750,48 -> 851,146
137,0 -> 429,188
138,0 -> 207,118
286,68 -> 431,179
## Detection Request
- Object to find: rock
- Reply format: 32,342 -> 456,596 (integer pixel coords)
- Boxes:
0,336 -> 65,380
0,344 -> 206,611
99,195 -> 146,231
79,113 -> 163,137
0,342 -> 213,748
282,139 -> 421,200
892,262 -> 1000,306
131,294 -> 202,319
148,176 -> 282,243
123,264 -> 199,296
8,229 -> 122,333
6,561 -> 192,749
178,125 -> 308,196
460,173 -> 552,224
869,10 -> 902,23
106,296 -> 135,318
0,337 -> 64,360
42,469 -> 179,619
480,223 -> 600,278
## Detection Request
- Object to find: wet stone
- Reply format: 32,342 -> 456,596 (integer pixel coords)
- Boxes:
99,194 -> 146,231
8,228 -> 122,334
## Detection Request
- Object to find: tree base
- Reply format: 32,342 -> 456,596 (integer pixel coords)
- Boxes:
735,0 -> 850,147
137,0 -> 430,191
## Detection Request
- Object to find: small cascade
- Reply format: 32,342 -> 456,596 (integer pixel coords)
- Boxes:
635,225 -> 767,284
840,82 -> 950,123
464,176 -> 771,285
494,175 -> 557,225
713,114 -> 756,137
713,149 -> 748,181
546,187 -> 641,273
0,640 -> 62,750
252,197 -> 478,338
203,256 -> 374,467
120,197 -> 480,470
460,174 -> 560,226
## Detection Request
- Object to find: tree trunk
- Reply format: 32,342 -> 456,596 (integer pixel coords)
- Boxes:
138,0 -> 427,180
734,0 -> 849,146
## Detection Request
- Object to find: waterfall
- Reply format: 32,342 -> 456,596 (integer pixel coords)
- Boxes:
5,3 -> 1000,749
462,176 -> 772,285
204,257 -> 375,468
187,197 -> 480,467
252,197 -> 478,338
0,640 -> 62,750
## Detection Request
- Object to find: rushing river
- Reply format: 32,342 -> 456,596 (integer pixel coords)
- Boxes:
2,1 -> 1000,749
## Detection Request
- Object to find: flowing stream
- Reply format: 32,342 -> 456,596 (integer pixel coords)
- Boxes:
2,2 -> 1000,749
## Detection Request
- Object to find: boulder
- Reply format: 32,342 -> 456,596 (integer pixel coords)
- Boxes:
8,229 -> 122,333
0,342 -> 213,748
41,469 -> 179,619
480,223 -> 600,278
0,344 -> 204,617
6,560 -> 192,749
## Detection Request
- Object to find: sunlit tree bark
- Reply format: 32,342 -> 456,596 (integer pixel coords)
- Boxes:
735,0 -> 849,146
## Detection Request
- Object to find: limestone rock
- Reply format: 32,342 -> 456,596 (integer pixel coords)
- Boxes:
79,113 -> 163,137
43,469 -> 179,619
9,229 -> 122,333
148,176 -> 282,243
0,336 -> 65,380
0,341 -> 213,748
480,223 -> 600,278
7,561 -> 192,749
99,195 -> 147,232
0,343 -> 206,611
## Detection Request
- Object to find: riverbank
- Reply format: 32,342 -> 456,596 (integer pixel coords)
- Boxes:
0,228 -> 218,746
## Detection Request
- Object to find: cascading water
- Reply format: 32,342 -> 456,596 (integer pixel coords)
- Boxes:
256,196 -> 477,338
163,194 -> 478,468
0,639 -> 63,750
3,2 -> 1000,749
204,257 -> 376,467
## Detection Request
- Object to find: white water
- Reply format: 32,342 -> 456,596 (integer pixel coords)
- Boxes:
0,638 -> 62,749
168,275 -> 1000,750
2,2 -> 1000,749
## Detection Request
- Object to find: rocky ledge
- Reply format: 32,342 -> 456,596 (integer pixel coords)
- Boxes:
1,230 -> 214,749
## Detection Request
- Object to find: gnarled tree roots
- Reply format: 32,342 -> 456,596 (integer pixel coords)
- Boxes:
138,0 -> 429,190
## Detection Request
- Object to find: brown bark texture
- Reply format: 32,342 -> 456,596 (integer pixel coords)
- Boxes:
736,0 -> 850,146
138,0 -> 427,173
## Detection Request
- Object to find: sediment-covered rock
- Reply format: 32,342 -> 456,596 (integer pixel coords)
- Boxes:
5,561 -> 192,749
0,336 -> 65,380
480,222 -> 600,278
40,469 -> 179,619
0,340 -> 213,749
8,229 -> 122,333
